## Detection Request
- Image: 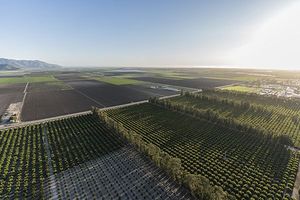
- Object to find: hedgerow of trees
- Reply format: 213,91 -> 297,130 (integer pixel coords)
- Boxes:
93,108 -> 232,200
103,103 -> 299,199
149,97 -> 293,147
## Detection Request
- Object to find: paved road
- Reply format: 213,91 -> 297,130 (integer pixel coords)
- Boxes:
14,82 -> 29,122
0,110 -> 92,130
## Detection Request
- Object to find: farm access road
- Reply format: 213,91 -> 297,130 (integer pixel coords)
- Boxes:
0,93 -> 181,130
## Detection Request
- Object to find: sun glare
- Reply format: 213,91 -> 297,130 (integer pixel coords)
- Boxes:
230,2 -> 300,69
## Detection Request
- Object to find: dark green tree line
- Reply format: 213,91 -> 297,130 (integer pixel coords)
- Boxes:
93,108 -> 232,200
149,97 -> 293,147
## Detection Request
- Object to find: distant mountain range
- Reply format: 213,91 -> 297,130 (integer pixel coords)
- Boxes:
0,58 -> 62,70
0,64 -> 19,71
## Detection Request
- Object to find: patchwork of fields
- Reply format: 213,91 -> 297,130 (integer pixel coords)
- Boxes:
132,76 -> 238,89
1,69 -> 300,199
20,79 -> 178,121
1,70 -> 242,122
21,90 -> 99,121
66,80 -> 176,107
0,72 -> 181,122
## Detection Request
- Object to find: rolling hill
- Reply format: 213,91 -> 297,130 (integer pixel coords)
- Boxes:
0,58 -> 62,70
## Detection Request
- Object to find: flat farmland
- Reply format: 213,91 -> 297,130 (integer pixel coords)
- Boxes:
0,83 -> 25,117
0,113 -> 194,199
132,76 -> 238,89
21,79 -> 177,121
0,93 -> 23,116
0,83 -> 26,94
2,72 -> 234,122
54,73 -> 87,81
66,80 -> 177,107
0,75 -> 57,84
106,103 -> 300,199
26,81 -> 71,93
21,90 -> 100,121
123,84 -> 177,97
44,146 -> 194,200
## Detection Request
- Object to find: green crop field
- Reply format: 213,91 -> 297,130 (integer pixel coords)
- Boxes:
45,114 -> 124,174
0,75 -> 58,84
0,124 -> 49,199
105,102 -> 300,199
0,113 -> 193,199
169,90 -> 300,147
91,76 -> 144,85
0,114 -> 125,198
221,85 -> 260,93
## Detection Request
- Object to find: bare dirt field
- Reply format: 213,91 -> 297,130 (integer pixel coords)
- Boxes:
21,90 -> 100,121
0,84 -> 25,117
0,83 -> 26,94
0,93 -> 23,117
132,77 -> 238,89
124,84 -> 177,97
11,75 -> 179,121
20,79 -> 178,121
66,80 -> 177,107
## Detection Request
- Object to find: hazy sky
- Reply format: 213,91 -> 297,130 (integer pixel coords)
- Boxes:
0,0 -> 299,69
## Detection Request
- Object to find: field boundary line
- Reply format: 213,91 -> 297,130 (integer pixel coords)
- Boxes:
65,82 -> 106,107
23,82 -> 29,93
72,88 -> 106,108
0,93 -> 180,130
18,82 -> 29,122
42,125 -> 58,199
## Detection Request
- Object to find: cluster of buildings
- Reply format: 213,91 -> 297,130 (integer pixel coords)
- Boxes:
260,84 -> 300,98
0,103 -> 21,125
